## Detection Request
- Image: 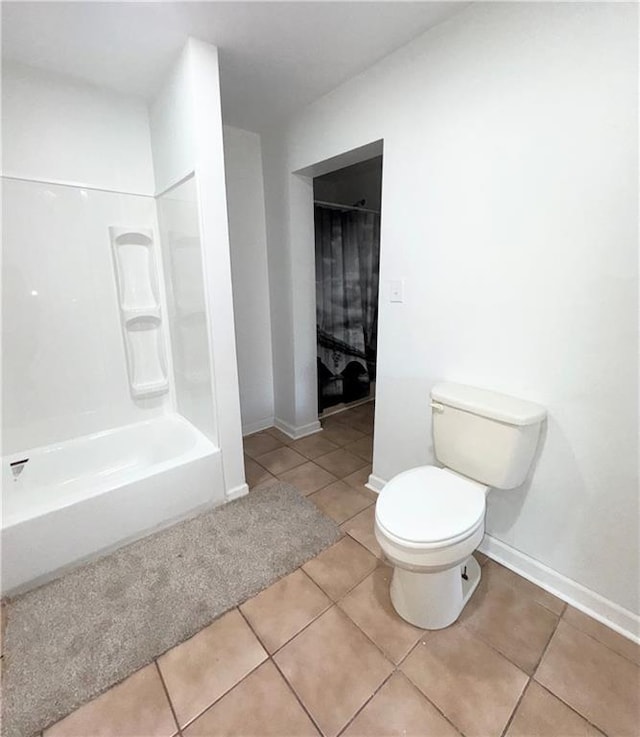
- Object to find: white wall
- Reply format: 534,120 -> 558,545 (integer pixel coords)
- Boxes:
1,62 -> 167,454
1,61 -> 155,195
223,125 -> 275,435
157,175 -> 216,439
261,2 -> 639,620
1,179 -> 163,454
150,39 -> 247,499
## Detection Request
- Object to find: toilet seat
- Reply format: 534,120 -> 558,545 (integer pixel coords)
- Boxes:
376,466 -> 486,549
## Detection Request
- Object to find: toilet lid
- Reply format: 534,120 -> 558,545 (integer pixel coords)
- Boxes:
376,466 -> 486,545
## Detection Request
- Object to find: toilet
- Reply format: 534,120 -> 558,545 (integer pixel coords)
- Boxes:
375,382 -> 546,630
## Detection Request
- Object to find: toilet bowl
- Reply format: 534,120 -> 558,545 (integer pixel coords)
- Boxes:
375,465 -> 488,629
376,382 -> 546,630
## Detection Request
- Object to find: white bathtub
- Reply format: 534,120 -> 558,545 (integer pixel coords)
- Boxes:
2,415 -> 223,594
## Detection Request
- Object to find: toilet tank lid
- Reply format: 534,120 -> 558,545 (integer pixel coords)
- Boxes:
431,382 -> 546,426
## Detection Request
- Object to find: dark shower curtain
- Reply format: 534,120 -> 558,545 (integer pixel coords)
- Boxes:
315,205 -> 381,411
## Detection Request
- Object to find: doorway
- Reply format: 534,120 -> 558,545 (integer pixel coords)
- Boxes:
313,156 -> 382,417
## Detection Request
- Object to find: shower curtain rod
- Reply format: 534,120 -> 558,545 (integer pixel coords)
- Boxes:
314,199 -> 380,215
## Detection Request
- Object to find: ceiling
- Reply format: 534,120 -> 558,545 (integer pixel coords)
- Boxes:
2,1 -> 470,132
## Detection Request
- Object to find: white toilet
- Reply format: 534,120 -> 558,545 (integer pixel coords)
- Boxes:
375,382 -> 546,630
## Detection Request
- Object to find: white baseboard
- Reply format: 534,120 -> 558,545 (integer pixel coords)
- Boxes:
478,534 -> 640,644
361,473 -> 639,644
242,416 -> 275,437
226,482 -> 249,501
273,417 -> 323,440
365,473 -> 386,494
320,396 -> 374,419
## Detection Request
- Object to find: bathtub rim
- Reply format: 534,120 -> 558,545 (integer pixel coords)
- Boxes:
2,414 -> 218,530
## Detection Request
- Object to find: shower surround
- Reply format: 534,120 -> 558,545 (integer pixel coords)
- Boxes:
1,41 -> 246,594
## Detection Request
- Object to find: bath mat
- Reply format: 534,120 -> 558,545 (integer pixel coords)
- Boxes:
2,482 -> 341,737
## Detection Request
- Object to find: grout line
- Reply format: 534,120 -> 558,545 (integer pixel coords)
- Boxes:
237,607 -> 324,735
242,572 -> 333,658
530,610 -> 562,674
267,600 -> 334,658
529,616 -> 621,734
172,610 -> 270,733
306,487 -> 374,527
453,617 -> 546,678
533,681 -> 610,735
396,661 -> 468,737
335,670 -> 396,736
499,675 -> 532,737
559,615 -> 640,667
155,660 -> 183,737
499,611 -> 563,737
270,655 -> 325,735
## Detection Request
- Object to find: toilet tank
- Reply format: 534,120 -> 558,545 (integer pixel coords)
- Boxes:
431,382 -> 546,489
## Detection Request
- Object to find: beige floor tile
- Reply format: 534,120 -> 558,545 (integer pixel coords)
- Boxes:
343,465 -> 373,491
183,661 -> 319,737
348,401 -> 374,417
505,681 -> 604,737
44,664 -> 177,737
484,561 -> 565,616
308,481 -> 373,524
278,461 -> 337,495
459,564 -> 560,673
249,477 -> 279,492
338,567 -> 424,664
401,625 -> 528,737
274,607 -> 393,737
320,413 -> 352,430
244,456 -> 275,489
342,672 -> 461,737
255,446 -> 307,475
289,434 -> 339,460
243,432 -> 283,459
474,551 -> 489,566
535,620 -> 640,736
351,416 -> 374,434
344,436 -> 373,463
158,609 -> 267,728
303,537 -> 378,600
314,449 -> 368,478
340,506 -> 382,558
321,424 -> 366,447
562,606 -> 640,666
264,427 -> 294,445
240,569 -> 331,653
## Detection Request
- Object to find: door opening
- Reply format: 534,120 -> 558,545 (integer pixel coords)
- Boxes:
313,155 -> 382,418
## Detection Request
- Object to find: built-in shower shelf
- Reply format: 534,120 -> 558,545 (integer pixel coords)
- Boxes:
122,306 -> 161,324
131,378 -> 170,398
110,226 -> 169,400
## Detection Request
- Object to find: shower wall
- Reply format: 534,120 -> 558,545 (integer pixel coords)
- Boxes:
2,40 -> 246,506
2,179 -> 168,455
1,62 -> 170,456
157,175 -> 216,439
2,61 -> 154,194
149,39 -> 247,498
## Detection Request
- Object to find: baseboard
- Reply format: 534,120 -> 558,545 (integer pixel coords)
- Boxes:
242,416 -> 275,437
360,473 -> 639,644
273,417 -> 323,440
365,473 -> 386,494
479,534 -> 640,644
320,396 -> 374,419
226,482 -> 249,501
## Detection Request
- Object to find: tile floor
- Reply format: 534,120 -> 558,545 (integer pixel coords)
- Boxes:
40,402 -> 639,737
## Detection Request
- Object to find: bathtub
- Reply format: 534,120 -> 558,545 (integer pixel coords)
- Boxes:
1,415 -> 223,594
